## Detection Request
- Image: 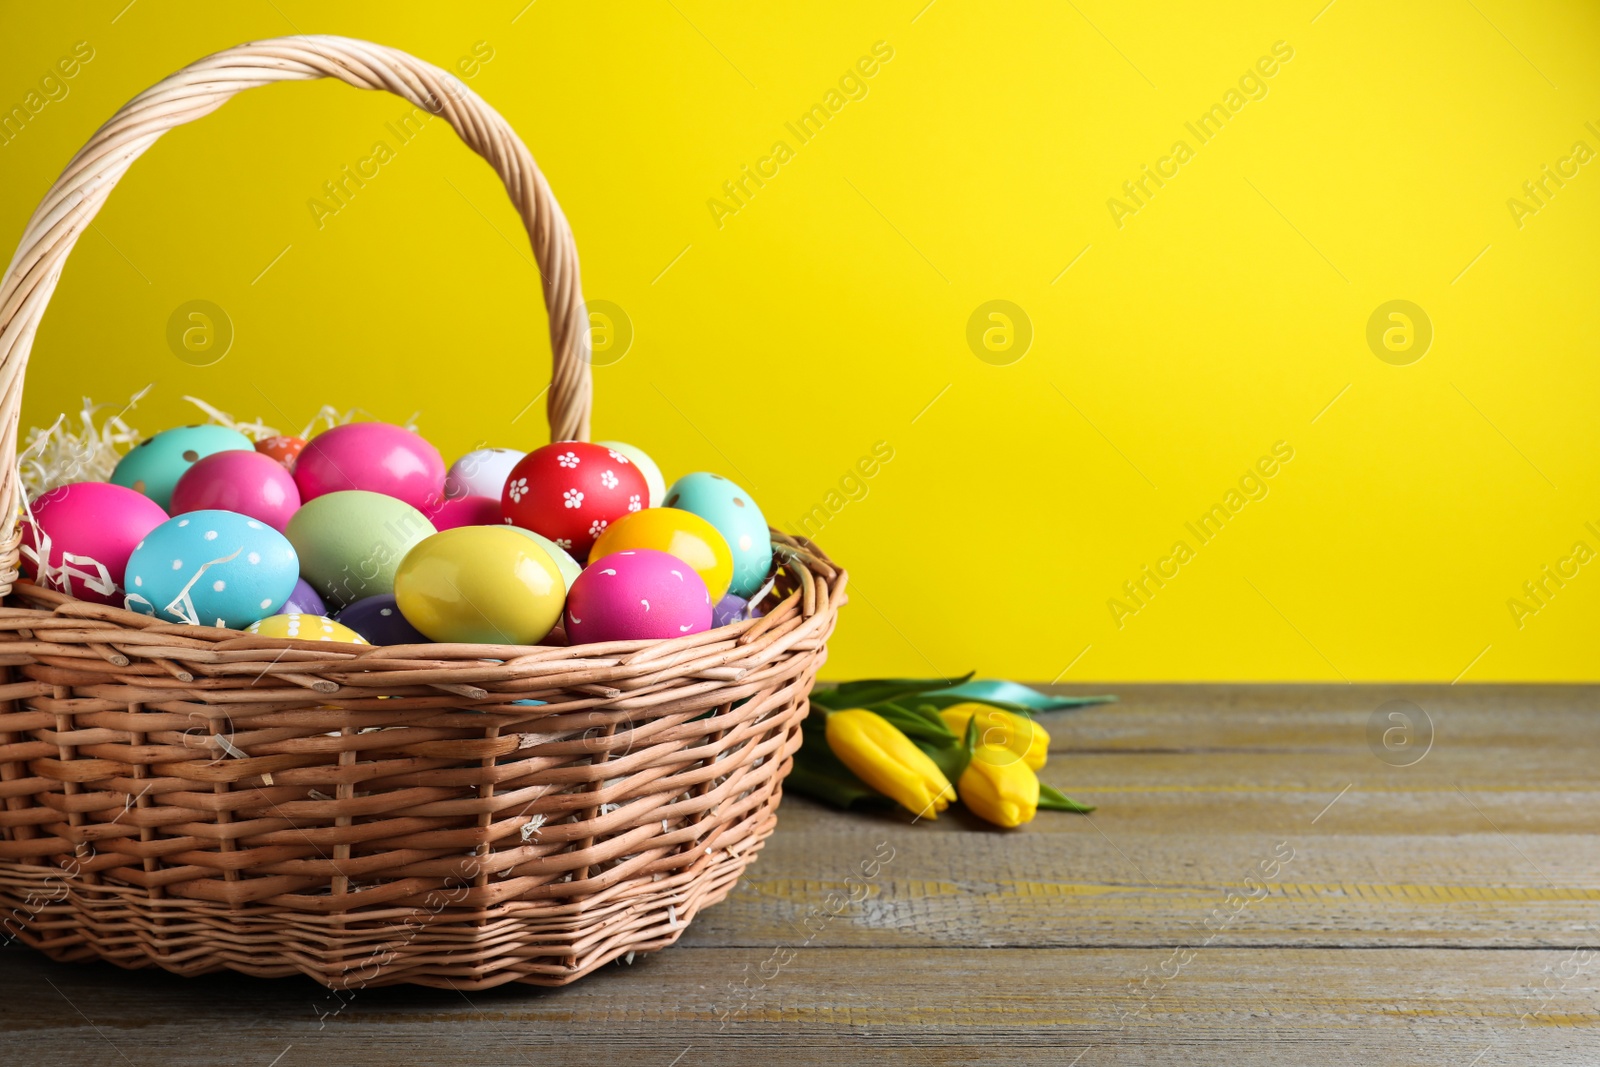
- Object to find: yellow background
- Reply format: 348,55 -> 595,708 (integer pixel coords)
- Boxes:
2,1 -> 1597,681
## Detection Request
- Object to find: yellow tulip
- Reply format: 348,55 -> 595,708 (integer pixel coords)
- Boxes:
825,709 -> 956,819
958,745 -> 1041,828
939,703 -> 1049,770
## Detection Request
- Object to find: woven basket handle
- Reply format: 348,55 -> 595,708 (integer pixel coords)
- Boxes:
0,35 -> 593,533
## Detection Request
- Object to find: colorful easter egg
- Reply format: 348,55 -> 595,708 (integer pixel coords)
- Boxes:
293,422 -> 445,511
247,613 -> 368,644
20,482 -> 168,605
282,577 -> 327,616
285,490 -> 435,609
712,592 -> 765,629
123,510 -> 298,628
336,593 -> 430,645
502,526 -> 583,591
423,494 -> 501,531
393,525 -> 565,644
111,425 -> 254,510
255,435 -> 306,469
444,447 -> 523,501
664,472 -> 773,599
595,441 -> 666,507
501,442 -> 648,558
170,449 -> 301,532
566,549 -> 712,644
588,507 -> 733,602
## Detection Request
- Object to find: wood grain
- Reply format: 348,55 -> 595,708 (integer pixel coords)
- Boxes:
3,684 -> 1596,1065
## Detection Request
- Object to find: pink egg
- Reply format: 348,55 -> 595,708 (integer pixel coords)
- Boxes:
565,548 -> 712,644
171,449 -> 302,532
422,494 -> 502,531
20,482 -> 168,605
293,422 -> 444,511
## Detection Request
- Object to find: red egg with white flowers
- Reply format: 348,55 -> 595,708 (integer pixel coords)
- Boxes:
501,442 -> 648,558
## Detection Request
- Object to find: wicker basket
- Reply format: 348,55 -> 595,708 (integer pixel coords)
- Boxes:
0,36 -> 843,990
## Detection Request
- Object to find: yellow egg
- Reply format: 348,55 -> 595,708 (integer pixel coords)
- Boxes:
246,613 -> 369,644
587,507 -> 734,601
393,525 -> 565,644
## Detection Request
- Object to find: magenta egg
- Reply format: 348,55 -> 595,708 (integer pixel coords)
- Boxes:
565,548 -> 712,644
170,449 -> 301,532
423,494 -> 502,531
293,422 -> 444,511
20,482 -> 168,605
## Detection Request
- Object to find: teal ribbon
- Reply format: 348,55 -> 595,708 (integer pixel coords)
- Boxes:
936,679 -> 1116,712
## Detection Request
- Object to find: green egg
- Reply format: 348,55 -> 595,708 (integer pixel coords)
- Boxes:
110,425 -> 254,510
503,525 -> 581,592
663,472 -> 773,599
595,440 -> 666,507
285,490 -> 436,609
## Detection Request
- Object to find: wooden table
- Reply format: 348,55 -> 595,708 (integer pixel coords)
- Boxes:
3,685 -> 1596,1064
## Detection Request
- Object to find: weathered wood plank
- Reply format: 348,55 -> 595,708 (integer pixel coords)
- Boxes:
2,946 -> 1594,1065
686,816 -> 1600,949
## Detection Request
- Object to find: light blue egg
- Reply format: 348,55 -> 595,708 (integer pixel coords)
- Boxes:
124,510 -> 299,628
111,425 -> 254,510
663,472 -> 772,599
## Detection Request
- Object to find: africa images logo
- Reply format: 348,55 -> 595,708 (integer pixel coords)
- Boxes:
706,41 -> 896,229
1105,41 -> 1295,229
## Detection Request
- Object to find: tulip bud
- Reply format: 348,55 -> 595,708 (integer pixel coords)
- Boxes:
939,703 -> 1049,770
825,709 -> 956,819
958,744 -> 1041,828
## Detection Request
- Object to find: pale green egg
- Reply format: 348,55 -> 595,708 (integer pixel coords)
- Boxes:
502,525 -> 581,592
285,490 -> 436,608
596,441 -> 666,507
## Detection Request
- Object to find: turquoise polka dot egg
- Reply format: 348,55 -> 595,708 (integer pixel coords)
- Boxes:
124,509 -> 299,628
111,424 -> 254,511
663,472 -> 773,599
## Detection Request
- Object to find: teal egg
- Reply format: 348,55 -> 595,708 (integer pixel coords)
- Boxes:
111,425 -> 254,510
124,510 -> 299,628
286,491 -> 436,609
663,472 -> 772,599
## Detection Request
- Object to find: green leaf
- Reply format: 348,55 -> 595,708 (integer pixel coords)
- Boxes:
785,760 -> 897,811
961,713 -> 979,756
811,672 -> 977,710
868,701 -> 956,744
1038,783 -> 1096,813
913,733 -> 971,785
914,693 -> 1041,717
915,692 -> 1117,718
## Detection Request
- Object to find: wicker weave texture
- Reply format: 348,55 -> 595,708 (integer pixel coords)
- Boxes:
0,36 -> 844,988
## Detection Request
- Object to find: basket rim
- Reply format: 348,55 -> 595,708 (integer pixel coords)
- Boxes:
1,527 -> 840,661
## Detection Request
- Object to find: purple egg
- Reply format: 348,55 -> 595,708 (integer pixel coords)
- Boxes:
565,548 -> 712,644
337,593 -> 431,645
712,592 -> 765,628
282,577 -> 327,616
